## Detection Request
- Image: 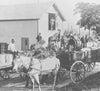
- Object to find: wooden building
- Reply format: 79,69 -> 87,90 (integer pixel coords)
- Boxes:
0,1 -> 65,51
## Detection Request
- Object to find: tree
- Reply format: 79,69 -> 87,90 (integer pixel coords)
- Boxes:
75,2 -> 100,34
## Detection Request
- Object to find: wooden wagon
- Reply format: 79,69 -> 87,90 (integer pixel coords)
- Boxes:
0,43 -> 13,79
0,54 -> 13,79
57,46 -> 100,84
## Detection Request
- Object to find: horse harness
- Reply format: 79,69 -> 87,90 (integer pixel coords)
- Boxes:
28,57 -> 42,72
28,57 -> 56,75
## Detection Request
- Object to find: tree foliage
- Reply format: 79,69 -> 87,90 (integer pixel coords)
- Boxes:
75,2 -> 100,33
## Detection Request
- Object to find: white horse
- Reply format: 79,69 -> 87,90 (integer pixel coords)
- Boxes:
13,55 -> 60,91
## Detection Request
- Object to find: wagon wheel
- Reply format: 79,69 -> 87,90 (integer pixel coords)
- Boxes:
0,70 -> 10,79
85,62 -> 95,72
70,61 -> 85,84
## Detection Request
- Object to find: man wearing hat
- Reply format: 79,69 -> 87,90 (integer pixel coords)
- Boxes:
68,36 -> 76,51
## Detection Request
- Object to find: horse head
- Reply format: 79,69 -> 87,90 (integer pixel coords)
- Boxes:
13,55 -> 31,73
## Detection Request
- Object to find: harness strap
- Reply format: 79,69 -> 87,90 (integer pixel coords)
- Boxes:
38,59 -> 42,72
28,57 -> 33,71
29,58 -> 42,72
31,67 -> 54,75
31,67 -> 41,72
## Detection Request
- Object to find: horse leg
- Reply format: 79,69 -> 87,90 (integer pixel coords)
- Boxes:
52,71 -> 57,91
53,62 -> 60,91
29,75 -> 35,91
25,74 -> 30,87
34,74 -> 41,91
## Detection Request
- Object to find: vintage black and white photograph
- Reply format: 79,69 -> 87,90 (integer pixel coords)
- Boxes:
0,0 -> 100,91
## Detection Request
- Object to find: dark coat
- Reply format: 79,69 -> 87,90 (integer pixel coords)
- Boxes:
68,38 -> 76,48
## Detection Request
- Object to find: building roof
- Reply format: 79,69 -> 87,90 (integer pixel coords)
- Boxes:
0,2 -> 65,21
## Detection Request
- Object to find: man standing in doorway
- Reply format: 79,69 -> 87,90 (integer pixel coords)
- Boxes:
36,33 -> 42,42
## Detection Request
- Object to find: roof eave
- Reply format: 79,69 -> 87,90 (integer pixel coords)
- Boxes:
53,4 -> 66,21
0,18 -> 40,21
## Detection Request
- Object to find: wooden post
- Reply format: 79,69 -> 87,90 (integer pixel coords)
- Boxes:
79,27 -> 80,35
89,29 -> 90,37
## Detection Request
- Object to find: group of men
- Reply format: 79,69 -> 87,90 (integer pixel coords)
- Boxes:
7,30 -> 85,59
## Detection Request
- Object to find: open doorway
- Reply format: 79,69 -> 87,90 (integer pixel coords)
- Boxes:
21,37 -> 29,51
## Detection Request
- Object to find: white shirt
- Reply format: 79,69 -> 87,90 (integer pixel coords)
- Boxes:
8,43 -> 17,52
87,41 -> 94,48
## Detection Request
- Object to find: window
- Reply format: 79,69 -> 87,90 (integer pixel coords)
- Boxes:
21,37 -> 29,51
25,39 -> 28,46
48,13 -> 56,30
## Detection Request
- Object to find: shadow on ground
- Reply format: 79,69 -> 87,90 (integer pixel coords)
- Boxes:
1,71 -> 100,91
59,72 -> 100,91
0,77 -> 24,87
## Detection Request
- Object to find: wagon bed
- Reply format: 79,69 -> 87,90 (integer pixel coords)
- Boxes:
57,47 -> 100,84
0,54 -> 13,69
0,54 -> 13,79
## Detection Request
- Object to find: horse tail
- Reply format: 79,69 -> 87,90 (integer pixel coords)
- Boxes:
55,58 -> 60,71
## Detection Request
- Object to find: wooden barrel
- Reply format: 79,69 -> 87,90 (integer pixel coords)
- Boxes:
0,43 -> 8,54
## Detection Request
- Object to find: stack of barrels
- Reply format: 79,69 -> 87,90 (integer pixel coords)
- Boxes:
0,43 -> 8,54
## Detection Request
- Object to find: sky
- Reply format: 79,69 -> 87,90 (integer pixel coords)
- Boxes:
0,0 -> 100,32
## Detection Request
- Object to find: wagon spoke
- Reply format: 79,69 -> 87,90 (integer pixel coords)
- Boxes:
76,70 -> 84,82
76,75 -> 82,82
85,62 -> 95,72
90,62 -> 95,69
79,72 -> 84,80
70,61 -> 85,84
74,72 -> 82,82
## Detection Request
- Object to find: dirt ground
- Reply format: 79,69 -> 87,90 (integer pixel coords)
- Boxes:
1,62 -> 100,91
